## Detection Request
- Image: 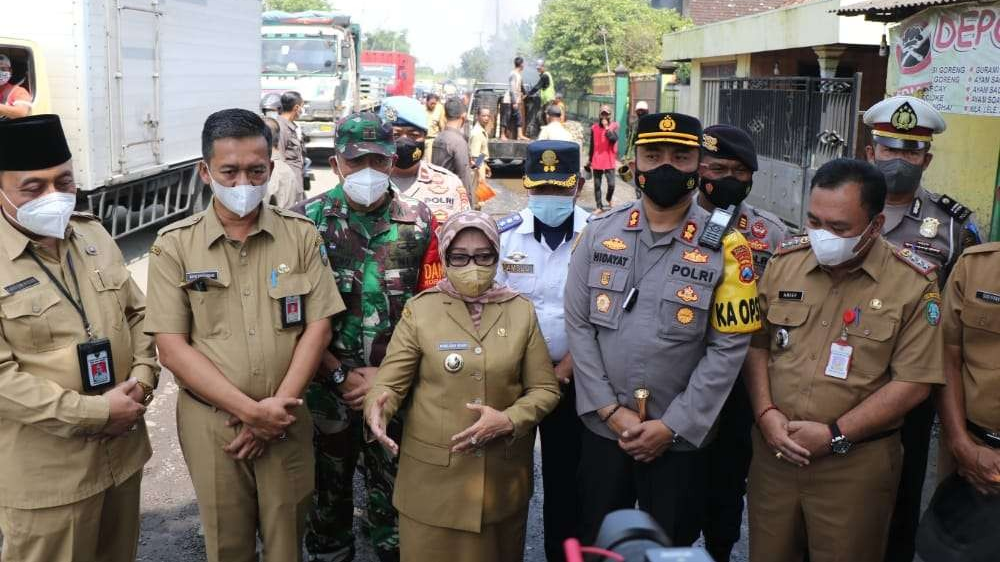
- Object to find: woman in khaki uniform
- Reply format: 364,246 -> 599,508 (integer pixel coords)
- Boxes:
365,210 -> 560,562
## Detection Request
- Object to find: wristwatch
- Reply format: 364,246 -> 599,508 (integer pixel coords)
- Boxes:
829,422 -> 853,455
329,366 -> 347,386
137,381 -> 155,406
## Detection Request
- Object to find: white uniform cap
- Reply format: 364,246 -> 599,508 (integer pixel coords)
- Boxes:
863,95 -> 946,150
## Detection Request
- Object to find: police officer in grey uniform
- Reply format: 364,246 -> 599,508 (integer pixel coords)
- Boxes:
565,112 -> 761,546
695,124 -> 788,562
863,95 -> 982,562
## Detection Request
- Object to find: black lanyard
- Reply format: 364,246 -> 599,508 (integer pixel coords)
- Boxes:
25,247 -> 95,340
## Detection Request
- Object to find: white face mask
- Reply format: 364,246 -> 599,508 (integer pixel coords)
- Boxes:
1,189 -> 76,239
207,168 -> 267,218
341,163 -> 391,207
806,224 -> 871,266
0,71 -> 11,86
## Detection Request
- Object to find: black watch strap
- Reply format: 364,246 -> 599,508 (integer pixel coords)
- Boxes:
829,422 -> 843,440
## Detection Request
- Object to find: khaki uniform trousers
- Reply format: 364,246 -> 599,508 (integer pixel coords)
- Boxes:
398,506 -> 528,562
748,428 -> 903,562
0,471 -> 141,562
177,391 -> 314,562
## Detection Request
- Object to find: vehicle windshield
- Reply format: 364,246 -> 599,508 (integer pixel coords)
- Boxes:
361,64 -> 396,86
262,37 -> 339,75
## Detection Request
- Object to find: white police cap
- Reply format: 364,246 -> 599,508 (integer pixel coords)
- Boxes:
863,95 -> 946,150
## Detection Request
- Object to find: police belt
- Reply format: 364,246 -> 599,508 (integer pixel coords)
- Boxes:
966,420 -> 1000,449
183,388 -> 214,408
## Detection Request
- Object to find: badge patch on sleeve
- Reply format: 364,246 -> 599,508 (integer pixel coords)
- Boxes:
710,230 -> 762,334
923,292 -> 941,326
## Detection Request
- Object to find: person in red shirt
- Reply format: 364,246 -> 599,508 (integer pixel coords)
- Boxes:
0,55 -> 33,120
587,105 -> 619,211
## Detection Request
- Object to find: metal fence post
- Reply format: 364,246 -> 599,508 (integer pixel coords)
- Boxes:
615,64 -> 629,161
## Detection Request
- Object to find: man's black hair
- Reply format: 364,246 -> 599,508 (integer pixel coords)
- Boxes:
514,56 -> 524,68
280,91 -> 303,113
444,98 -> 466,120
425,92 -> 439,101
810,158 -> 886,219
201,108 -> 272,160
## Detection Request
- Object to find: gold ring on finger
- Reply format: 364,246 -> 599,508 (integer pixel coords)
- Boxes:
775,451 -> 783,460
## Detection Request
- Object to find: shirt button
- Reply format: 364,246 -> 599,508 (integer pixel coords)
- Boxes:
31,304 -> 40,313
821,320 -> 829,327
474,449 -> 484,458
474,347 -> 483,355
243,289 -> 251,296
810,353 -> 817,361
240,250 -> 248,257
473,373 -> 483,381
248,328 -> 256,336
864,329 -> 871,336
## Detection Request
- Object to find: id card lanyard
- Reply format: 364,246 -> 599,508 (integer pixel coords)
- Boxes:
825,309 -> 856,380
26,247 -> 95,340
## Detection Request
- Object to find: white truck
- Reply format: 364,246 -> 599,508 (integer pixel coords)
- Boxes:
0,0 -> 261,238
261,11 -> 362,152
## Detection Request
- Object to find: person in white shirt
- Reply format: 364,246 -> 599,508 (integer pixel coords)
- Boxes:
495,140 -> 588,562
537,105 -> 575,143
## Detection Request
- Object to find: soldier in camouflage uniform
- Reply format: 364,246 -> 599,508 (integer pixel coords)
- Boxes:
292,112 -> 443,562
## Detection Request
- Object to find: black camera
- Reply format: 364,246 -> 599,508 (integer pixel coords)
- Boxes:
579,509 -> 715,562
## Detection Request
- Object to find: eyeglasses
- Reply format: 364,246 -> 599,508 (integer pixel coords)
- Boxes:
446,252 -> 498,267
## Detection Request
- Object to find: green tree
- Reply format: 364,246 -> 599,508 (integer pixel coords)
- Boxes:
533,0 -> 691,91
362,29 -> 411,54
459,47 -> 489,82
263,0 -> 331,11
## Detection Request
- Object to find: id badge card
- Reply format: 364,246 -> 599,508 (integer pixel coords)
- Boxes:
824,340 -> 853,380
78,338 -> 116,393
280,295 -> 305,328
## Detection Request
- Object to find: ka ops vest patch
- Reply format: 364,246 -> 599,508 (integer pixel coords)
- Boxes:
710,230 -> 762,334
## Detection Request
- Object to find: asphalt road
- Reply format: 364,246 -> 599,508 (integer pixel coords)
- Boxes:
8,159 -> 939,561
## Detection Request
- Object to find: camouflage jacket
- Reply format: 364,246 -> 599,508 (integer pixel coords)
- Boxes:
293,185 -> 442,368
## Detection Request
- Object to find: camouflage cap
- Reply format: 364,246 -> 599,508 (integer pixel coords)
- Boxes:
335,112 -> 396,159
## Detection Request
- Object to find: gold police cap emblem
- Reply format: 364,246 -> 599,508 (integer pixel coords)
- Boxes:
890,102 -> 918,132
444,353 -> 464,373
541,149 -> 559,172
703,134 -> 719,152
659,115 -> 676,132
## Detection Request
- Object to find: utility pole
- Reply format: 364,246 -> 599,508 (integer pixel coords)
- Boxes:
496,0 -> 500,36
599,27 -> 611,74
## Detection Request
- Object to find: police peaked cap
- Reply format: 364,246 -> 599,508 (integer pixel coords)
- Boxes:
0,114 -> 73,171
702,124 -> 758,172
634,112 -> 702,148
863,95 -> 946,150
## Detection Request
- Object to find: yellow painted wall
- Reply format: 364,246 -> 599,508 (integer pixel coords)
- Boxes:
919,114 -> 999,235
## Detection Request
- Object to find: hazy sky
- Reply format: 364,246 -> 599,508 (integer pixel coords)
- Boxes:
332,0 -> 540,71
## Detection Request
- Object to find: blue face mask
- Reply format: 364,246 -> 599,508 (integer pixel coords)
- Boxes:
528,195 -> 574,227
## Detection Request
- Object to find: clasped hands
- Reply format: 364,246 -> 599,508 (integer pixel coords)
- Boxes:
600,404 -> 674,463
759,409 -> 833,466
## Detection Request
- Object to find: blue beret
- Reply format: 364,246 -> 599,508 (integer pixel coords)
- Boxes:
379,96 -> 426,132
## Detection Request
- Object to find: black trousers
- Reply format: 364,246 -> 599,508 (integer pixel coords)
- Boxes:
540,381 -> 584,562
578,428 -> 709,548
702,378 -> 754,559
593,170 -> 615,208
884,398 -> 935,562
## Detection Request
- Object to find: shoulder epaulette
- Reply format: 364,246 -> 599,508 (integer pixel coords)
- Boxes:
964,241 -> 1000,255
496,213 -> 523,233
588,203 -> 632,223
932,193 -> 973,222
748,206 -> 786,228
776,235 -> 810,254
271,205 -> 312,222
892,246 -> 939,277
70,211 -> 100,222
157,212 -> 204,235
423,161 -> 458,177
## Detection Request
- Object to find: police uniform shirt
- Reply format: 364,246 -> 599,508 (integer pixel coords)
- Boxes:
497,206 -> 589,362
144,204 -> 345,398
0,213 -> 157,509
881,187 -> 980,282
401,161 -> 472,224
565,200 -> 758,447
751,236 -> 945,425
941,242 -> 1000,432
697,195 -> 789,278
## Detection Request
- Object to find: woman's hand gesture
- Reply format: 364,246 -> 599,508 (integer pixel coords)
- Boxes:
451,403 -> 515,453
367,392 -> 399,456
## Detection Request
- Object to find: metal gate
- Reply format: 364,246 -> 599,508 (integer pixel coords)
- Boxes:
700,74 -> 862,228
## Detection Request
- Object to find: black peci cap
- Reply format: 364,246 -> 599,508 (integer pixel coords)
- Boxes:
0,114 -> 73,171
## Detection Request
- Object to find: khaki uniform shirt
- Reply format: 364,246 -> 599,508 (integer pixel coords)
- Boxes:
365,290 -> 559,533
267,154 -> 305,209
469,123 -> 490,159
426,104 -> 446,140
566,200 -> 758,447
881,187 -> 981,284
401,161 -> 472,224
0,214 -> 157,509
751,236 -> 945,426
144,203 -> 344,400
276,115 -> 305,192
941,242 -> 1000,432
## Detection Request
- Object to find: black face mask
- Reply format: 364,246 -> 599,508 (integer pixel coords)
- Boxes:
395,138 -> 426,170
874,158 -> 923,195
635,164 -> 700,208
699,176 -> 752,209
